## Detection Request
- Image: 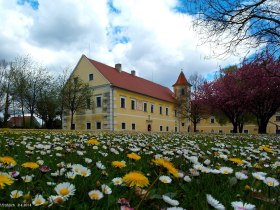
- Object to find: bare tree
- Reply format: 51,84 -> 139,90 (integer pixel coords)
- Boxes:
188,73 -> 207,132
185,0 -> 280,56
62,75 -> 92,130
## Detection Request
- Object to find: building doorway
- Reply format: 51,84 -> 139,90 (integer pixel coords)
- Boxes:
148,124 -> 151,132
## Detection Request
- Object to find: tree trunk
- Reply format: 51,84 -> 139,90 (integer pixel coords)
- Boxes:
21,105 -> 25,128
3,87 -> 10,127
193,121 -> 197,132
70,111 -> 74,130
258,118 -> 268,134
232,123 -> 238,133
238,123 -> 244,133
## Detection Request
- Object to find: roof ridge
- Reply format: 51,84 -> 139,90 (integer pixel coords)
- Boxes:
88,58 -> 171,90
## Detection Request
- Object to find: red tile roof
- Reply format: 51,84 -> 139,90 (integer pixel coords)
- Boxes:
87,57 -> 176,103
173,71 -> 191,87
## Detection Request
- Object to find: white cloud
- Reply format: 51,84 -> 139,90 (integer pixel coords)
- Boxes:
0,0 -> 248,88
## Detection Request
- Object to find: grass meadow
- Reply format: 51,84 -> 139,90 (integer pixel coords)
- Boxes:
0,130 -> 279,209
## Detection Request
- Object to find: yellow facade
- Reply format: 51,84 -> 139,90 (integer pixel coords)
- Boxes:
196,113 -> 280,134
63,55 -> 188,132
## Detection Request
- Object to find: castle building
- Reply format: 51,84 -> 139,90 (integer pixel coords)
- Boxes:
62,55 -> 191,132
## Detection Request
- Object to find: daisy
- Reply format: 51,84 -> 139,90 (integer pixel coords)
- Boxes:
48,195 -> 65,205
123,171 -> 149,188
252,172 -> 266,181
235,172 -> 248,180
65,172 -> 76,180
162,195 -> 179,206
159,175 -> 172,184
166,208 -> 185,210
79,167 -> 91,177
101,184 -> 112,194
10,190 -> 23,199
96,161 -> 106,170
32,194 -> 46,206
219,167 -> 233,174
231,201 -> 256,210
22,175 -> 33,183
54,182 -> 76,198
112,177 -> 123,186
88,190 -> 104,200
183,176 -> 192,182
206,194 -> 225,210
85,158 -> 92,164
263,177 -> 279,187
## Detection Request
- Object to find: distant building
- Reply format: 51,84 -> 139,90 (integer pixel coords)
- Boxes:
8,116 -> 41,128
63,55 -> 191,132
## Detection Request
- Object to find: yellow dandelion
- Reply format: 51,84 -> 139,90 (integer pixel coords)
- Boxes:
123,171 -> 149,188
153,158 -> 179,178
127,153 -> 141,161
259,145 -> 274,153
228,158 -> 244,165
112,161 -> 126,168
0,173 -> 14,189
87,139 -> 100,145
22,162 -> 39,169
0,156 -> 17,166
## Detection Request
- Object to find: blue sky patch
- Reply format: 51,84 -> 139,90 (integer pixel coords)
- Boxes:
108,0 -> 120,14
17,0 -> 39,10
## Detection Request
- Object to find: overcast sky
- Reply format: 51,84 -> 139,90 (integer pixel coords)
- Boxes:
0,0 -> 251,88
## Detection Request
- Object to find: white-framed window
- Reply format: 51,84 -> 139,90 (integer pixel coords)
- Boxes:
96,96 -> 102,108
86,122 -> 91,130
159,106 -> 163,115
160,125 -> 163,131
210,117 -> 215,124
120,97 -> 126,108
166,107 -> 169,116
131,99 -> 136,110
121,122 -> 126,129
132,123 -> 136,130
89,73 -> 94,81
96,122 -> 101,130
143,102 -> 147,112
150,104 -> 154,113
166,126 -> 169,131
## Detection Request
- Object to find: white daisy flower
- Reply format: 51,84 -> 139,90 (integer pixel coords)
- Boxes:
96,161 -> 106,170
183,176 -> 192,182
162,195 -> 179,206
54,182 -> 76,198
65,172 -> 76,180
231,201 -> 256,210
85,158 -> 92,164
22,175 -> 33,183
252,172 -> 266,180
159,175 -> 172,184
10,190 -> 23,199
32,194 -> 46,206
219,167 -> 233,174
88,190 -> 104,200
48,195 -> 65,205
112,177 -> 123,186
235,172 -> 248,180
206,194 -> 225,210
263,177 -> 279,187
101,184 -> 112,194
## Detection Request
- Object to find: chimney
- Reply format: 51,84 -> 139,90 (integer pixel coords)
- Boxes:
131,70 -> 136,76
115,63 -> 122,72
